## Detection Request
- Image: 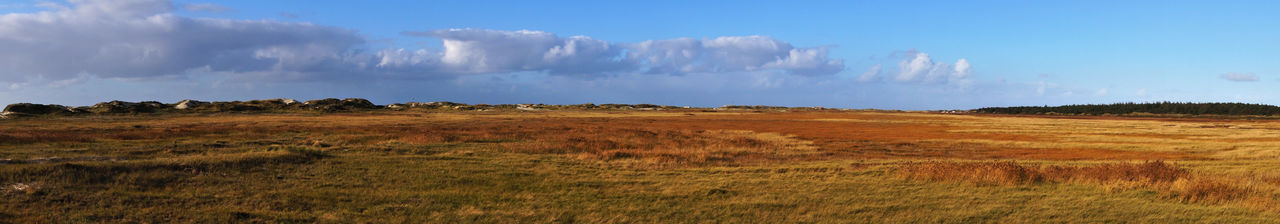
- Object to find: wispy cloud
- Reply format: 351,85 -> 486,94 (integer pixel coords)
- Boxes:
181,3 -> 233,13
1219,72 -> 1259,82
856,64 -> 881,82
1036,81 -> 1047,96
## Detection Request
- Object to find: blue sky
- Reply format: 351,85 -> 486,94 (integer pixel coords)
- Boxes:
1,0 -> 1278,109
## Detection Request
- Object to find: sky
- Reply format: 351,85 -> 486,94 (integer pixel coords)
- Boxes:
1,0 -> 1278,110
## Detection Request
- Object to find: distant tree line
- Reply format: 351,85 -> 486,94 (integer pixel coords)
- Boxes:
975,102 -> 1280,116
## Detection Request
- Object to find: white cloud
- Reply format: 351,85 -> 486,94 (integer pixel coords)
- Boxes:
856,64 -> 881,82
1094,88 -> 1108,96
181,3 -> 233,13
1136,88 -> 1148,97
887,50 -> 972,84
763,47 -> 844,76
0,0 -> 363,82
953,59 -> 972,79
624,36 -> 843,76
0,1 -> 846,84
895,52 -> 933,82
1036,81 -> 1046,96
1219,72 -> 1259,82
395,29 -> 845,77
399,29 -> 629,76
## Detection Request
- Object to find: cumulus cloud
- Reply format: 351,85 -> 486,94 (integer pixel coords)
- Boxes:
953,59 -> 972,78
763,47 -> 845,76
892,50 -> 971,83
382,31 -> 846,78
0,0 -> 363,82
625,36 -> 844,76
0,0 -> 846,84
399,29 -> 629,76
1220,72 -> 1259,82
895,52 -> 932,82
847,49 -> 973,85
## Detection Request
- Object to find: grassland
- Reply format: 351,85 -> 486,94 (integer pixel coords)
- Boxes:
5,110 -> 1280,222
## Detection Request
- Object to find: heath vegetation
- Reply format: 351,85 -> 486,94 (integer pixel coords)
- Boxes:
5,107 -> 1280,222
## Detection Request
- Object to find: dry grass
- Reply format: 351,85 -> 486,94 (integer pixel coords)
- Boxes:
9,111 -> 1280,221
898,161 -> 1185,185
897,161 -> 1263,205
1,111 -> 1253,161
395,124 -> 818,167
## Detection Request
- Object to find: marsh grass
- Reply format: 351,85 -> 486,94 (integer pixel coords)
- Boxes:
897,161 -> 1270,207
5,111 -> 1280,222
394,125 -> 818,167
0,150 -> 323,189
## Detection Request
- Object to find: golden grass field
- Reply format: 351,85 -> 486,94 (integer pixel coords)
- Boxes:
6,110 -> 1280,222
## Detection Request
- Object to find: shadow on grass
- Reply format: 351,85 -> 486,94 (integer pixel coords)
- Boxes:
0,147 -> 328,191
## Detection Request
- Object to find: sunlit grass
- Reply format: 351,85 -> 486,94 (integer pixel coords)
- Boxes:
5,110 -> 1280,222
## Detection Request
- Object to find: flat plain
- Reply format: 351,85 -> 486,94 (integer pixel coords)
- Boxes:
5,110 -> 1280,222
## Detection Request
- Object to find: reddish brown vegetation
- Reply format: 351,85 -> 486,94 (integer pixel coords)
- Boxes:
396,123 -> 815,166
897,161 -> 1257,204
0,112 -> 1202,161
0,111 -> 1271,213
0,131 -> 96,144
898,161 -> 1186,185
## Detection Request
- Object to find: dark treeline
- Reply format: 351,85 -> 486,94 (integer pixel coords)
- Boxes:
976,102 -> 1280,116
